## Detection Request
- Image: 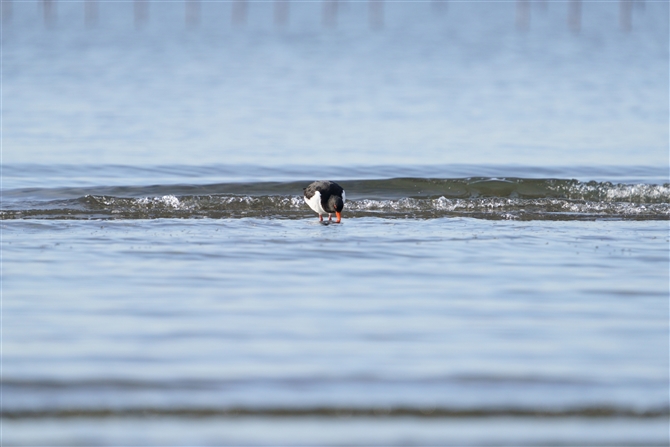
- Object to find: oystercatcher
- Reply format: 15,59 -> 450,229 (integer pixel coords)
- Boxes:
303,181 -> 346,223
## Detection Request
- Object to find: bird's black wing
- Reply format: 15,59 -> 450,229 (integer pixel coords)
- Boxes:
304,181 -> 337,200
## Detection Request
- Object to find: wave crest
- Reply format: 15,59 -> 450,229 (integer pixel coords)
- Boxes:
2,193 -> 668,221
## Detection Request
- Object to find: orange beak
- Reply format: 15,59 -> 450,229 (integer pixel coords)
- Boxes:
335,211 -> 341,223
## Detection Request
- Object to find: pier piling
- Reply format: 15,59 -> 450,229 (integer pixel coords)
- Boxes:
516,0 -> 530,30
186,0 -> 200,27
431,0 -> 447,15
323,0 -> 338,28
43,0 -> 55,26
369,0 -> 383,30
85,0 -> 97,26
274,0 -> 289,27
568,0 -> 581,33
2,0 -> 12,23
134,0 -> 148,27
232,0 -> 247,26
620,0 -> 633,32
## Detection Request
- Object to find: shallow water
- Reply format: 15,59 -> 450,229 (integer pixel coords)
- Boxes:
3,214 -> 669,444
2,0 -> 669,445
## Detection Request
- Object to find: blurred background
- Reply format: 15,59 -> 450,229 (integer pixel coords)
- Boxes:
2,1 -> 669,446
2,0 -> 668,167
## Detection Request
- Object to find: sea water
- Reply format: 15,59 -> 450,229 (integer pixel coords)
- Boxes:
2,1 -> 669,445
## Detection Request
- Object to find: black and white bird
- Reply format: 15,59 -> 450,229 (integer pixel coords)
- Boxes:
303,181 -> 346,223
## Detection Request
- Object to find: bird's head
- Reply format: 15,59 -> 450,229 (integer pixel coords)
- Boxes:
328,195 -> 344,223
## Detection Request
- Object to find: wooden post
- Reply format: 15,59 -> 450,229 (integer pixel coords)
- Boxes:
620,0 -> 633,32
369,0 -> 383,30
568,0 -> 580,33
323,0 -> 338,28
85,0 -> 97,26
43,0 -> 55,26
274,0 -> 289,27
186,0 -> 200,27
516,0 -> 530,30
2,0 -> 12,23
232,0 -> 247,26
431,0 -> 447,15
134,0 -> 148,27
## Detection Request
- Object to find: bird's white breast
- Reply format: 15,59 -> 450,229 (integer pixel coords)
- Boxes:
305,190 -> 327,215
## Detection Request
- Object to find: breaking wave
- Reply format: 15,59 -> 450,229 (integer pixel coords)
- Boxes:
2,178 -> 668,221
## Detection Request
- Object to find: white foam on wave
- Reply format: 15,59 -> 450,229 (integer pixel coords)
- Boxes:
137,195 -> 182,209
603,184 -> 670,202
346,196 -> 670,216
554,182 -> 670,203
54,193 -> 667,220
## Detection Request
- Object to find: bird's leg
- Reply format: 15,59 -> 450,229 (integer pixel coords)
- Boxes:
319,215 -> 323,222
328,214 -> 332,222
